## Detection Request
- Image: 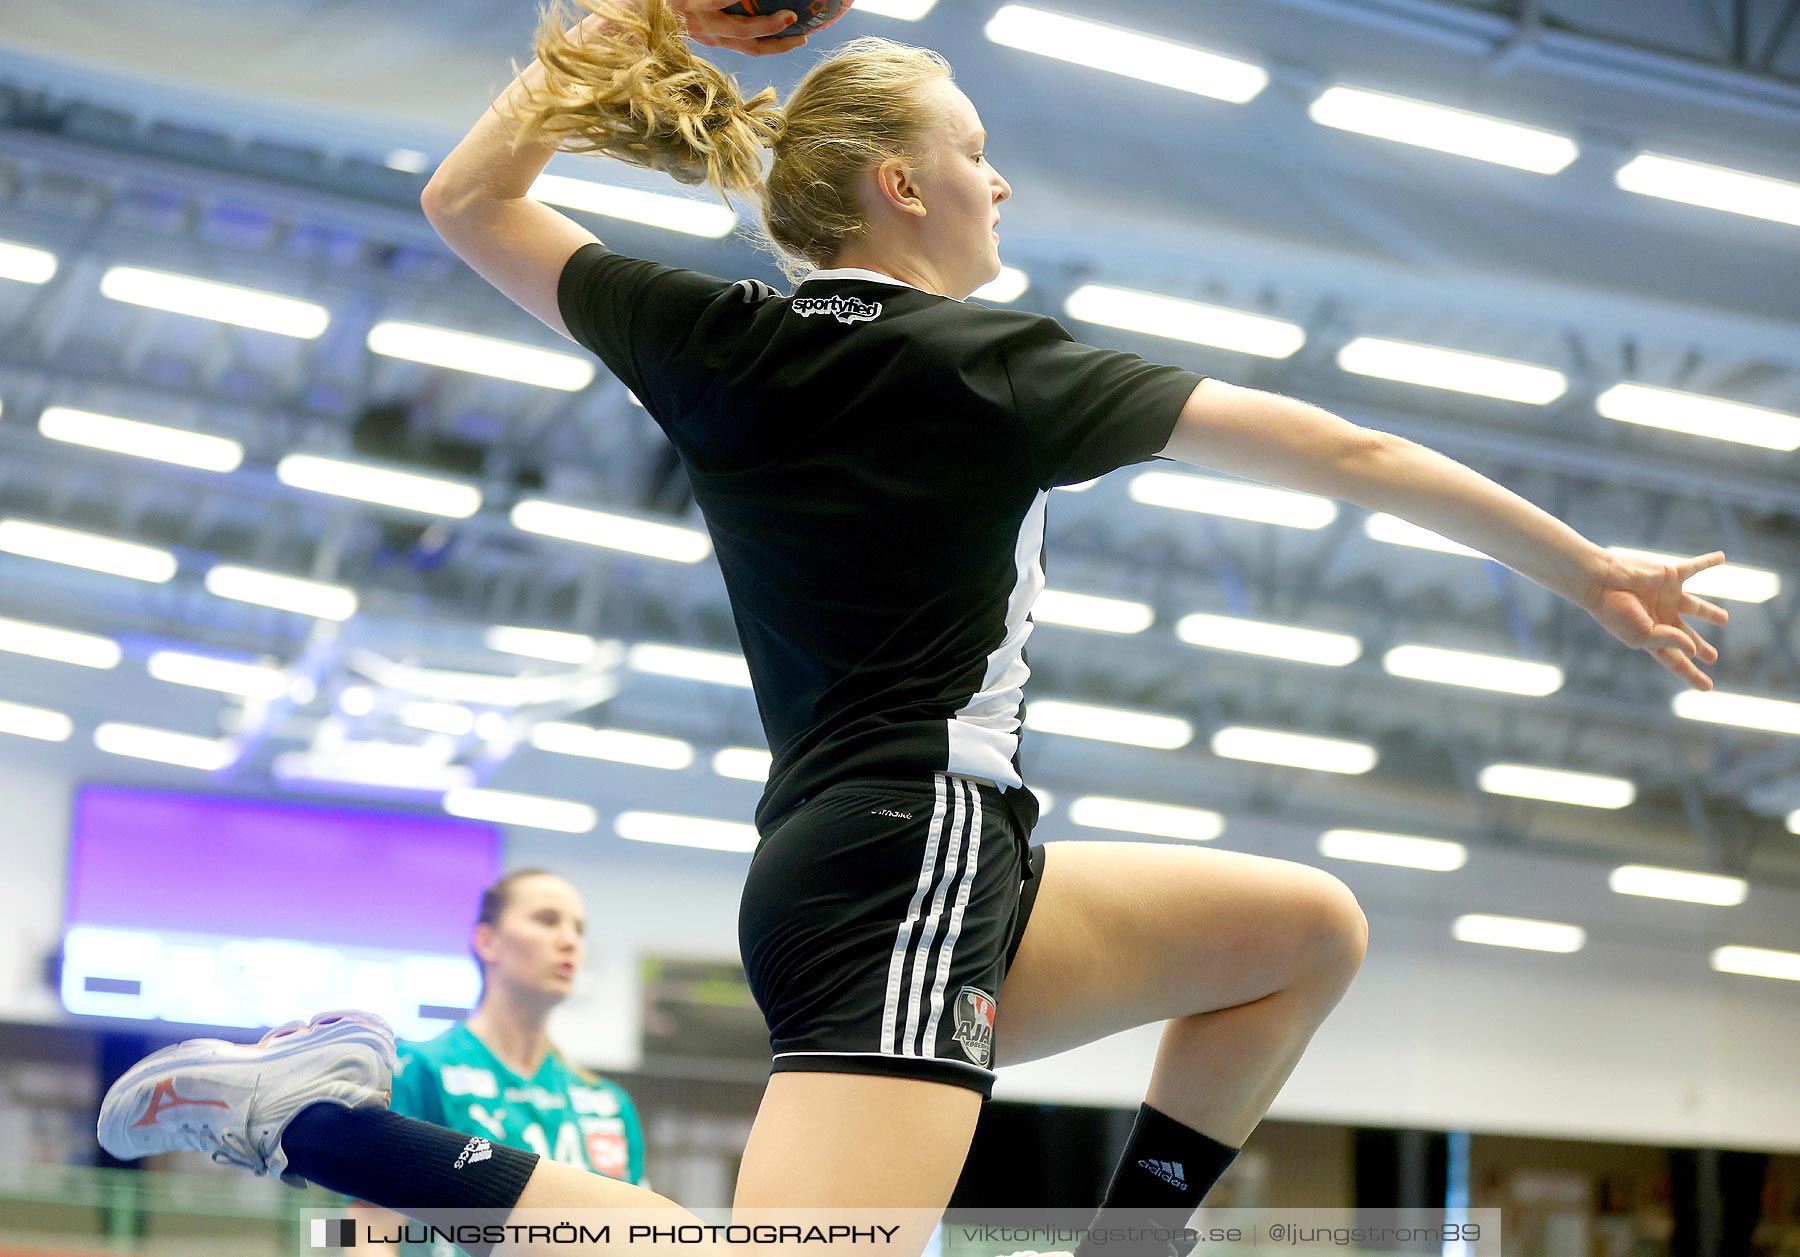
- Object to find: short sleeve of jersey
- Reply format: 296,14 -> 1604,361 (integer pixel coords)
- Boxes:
556,243 -> 761,427
389,1044 -> 448,1128
1002,318 -> 1205,489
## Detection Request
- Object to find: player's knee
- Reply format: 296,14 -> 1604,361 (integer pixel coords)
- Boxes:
1294,868 -> 1369,989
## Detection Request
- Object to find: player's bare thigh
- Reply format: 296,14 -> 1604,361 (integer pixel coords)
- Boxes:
995,841 -> 1368,1065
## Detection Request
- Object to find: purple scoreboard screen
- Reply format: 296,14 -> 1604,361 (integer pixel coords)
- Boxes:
62,784 -> 502,1031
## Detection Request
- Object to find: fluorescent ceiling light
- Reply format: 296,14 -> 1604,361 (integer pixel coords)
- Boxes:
147,650 -> 287,701
1055,478 -> 1099,493
1066,285 -> 1303,358
712,747 -> 772,781
615,810 -> 759,853
1309,87 -> 1578,174
0,615 -> 120,669
398,701 -> 476,737
1175,613 -> 1362,666
972,266 -> 1030,303
204,565 -> 358,621
1383,644 -> 1564,696
1034,589 -> 1154,634
0,519 -> 177,583
1616,152 -> 1800,229
530,174 -> 736,238
1129,471 -> 1337,529
1712,945 -> 1800,982
0,698 -> 73,742
368,321 -> 595,391
985,6 -> 1268,103
276,454 -> 481,518
339,685 -> 375,717
1479,763 -> 1635,808
511,499 -> 712,563
1030,786 -> 1054,815
274,749 -> 473,793
385,149 -> 430,174
854,0 -> 937,17
1068,795 -> 1223,841
1452,913 -> 1585,953
1363,513 -> 1486,558
1595,382 -> 1800,452
445,787 -> 596,834
529,722 -> 695,770
1789,808 -> 1799,836
100,266 -> 329,338
0,239 -> 57,284
1318,829 -> 1467,871
1211,726 -> 1377,774
485,625 -> 608,665
38,407 -> 244,472
627,642 -> 752,688
1608,546 -> 1778,604
1671,689 -> 1800,736
94,722 -> 235,771
1024,698 -> 1193,749
1608,864 -> 1746,907
1337,337 -> 1568,404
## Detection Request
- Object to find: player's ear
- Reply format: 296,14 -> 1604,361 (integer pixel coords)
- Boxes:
472,921 -> 499,967
869,156 -> 927,220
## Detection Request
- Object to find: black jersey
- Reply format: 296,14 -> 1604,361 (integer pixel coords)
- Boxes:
558,245 -> 1204,832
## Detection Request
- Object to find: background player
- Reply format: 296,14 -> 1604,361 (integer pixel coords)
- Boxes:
353,870 -> 644,1253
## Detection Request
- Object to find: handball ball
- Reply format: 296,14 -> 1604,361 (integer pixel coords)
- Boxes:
723,0 -> 855,37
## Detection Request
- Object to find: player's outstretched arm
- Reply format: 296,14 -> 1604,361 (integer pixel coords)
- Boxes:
1162,377 -> 1729,690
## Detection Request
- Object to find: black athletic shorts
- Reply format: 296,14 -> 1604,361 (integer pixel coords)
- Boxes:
738,773 -> 1047,1097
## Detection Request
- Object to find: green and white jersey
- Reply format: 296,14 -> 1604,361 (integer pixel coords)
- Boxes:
392,1023 -> 645,1180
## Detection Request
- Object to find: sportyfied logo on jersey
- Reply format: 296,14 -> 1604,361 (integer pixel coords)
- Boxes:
791,294 -> 883,325
952,985 -> 996,1068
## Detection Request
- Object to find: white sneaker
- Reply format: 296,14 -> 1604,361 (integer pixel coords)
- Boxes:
97,1010 -> 396,1186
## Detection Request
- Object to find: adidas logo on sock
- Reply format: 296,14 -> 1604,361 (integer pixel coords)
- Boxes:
1137,1158 -> 1188,1190
454,1137 -> 493,1170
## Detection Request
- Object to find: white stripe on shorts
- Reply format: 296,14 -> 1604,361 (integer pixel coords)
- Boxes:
920,782 -> 983,1058
901,777 -> 972,1055
880,774 -> 951,1054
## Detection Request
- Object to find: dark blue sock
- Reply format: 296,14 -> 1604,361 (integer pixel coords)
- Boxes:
282,1104 -> 538,1257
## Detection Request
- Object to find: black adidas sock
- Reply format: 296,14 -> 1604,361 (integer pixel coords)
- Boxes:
1075,1104 -> 1240,1257
282,1104 -> 538,1257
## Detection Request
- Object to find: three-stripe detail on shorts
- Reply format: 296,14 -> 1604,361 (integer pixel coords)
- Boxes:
879,774 -> 984,1060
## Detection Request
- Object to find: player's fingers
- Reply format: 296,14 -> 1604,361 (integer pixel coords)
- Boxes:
1653,646 -> 1712,691
736,31 -> 807,53
1682,594 -> 1729,626
1649,625 -> 1698,658
1677,551 -> 1726,579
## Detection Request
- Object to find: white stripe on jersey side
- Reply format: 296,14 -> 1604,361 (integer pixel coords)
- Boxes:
902,779 -> 970,1056
946,489 -> 1048,789
919,783 -> 983,1057
880,774 -> 950,1054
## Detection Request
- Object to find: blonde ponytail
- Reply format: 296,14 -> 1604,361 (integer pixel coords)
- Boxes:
501,0 -> 782,205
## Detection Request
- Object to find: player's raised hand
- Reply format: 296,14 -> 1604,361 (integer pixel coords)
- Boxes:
671,0 -> 810,55
1583,550 -> 1730,691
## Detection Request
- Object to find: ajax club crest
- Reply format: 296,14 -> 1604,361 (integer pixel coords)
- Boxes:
952,985 -> 996,1067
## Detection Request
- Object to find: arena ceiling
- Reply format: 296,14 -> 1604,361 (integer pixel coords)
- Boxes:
0,0 -> 1796,896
